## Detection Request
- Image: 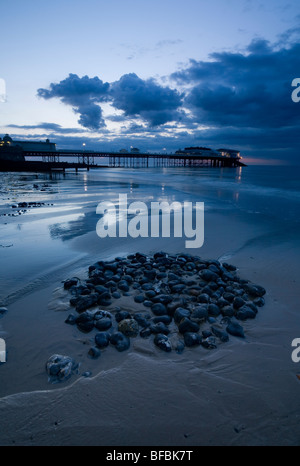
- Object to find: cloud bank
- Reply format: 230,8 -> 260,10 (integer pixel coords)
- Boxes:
32,33 -> 300,161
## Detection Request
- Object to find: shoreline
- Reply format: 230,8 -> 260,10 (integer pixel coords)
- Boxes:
0,168 -> 299,446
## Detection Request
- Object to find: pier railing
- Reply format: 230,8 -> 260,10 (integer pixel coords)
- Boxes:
23,150 -> 245,169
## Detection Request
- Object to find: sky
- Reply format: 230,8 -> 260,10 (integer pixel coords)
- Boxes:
1,0 -> 300,164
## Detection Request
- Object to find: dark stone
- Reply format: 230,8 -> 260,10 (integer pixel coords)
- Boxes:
183,332 -> 202,347
64,278 -> 78,290
201,336 -> 217,349
118,281 -> 130,292
208,303 -> 221,317
112,291 -> 121,299
75,311 -> 94,333
65,313 -> 77,325
97,291 -> 111,302
95,331 -> 110,348
115,310 -> 131,322
88,347 -> 101,359
244,301 -> 258,313
221,305 -> 235,317
153,333 -> 172,352
145,290 -> 156,299
109,332 -> 130,352
74,294 -> 98,313
144,269 -> 156,280
94,317 -> 112,331
152,315 -> 172,325
143,300 -> 153,308
223,292 -> 235,302
199,269 -> 219,282
141,283 -> 154,291
150,322 -> 170,335
178,317 -> 200,334
208,264 -> 220,274
174,307 -> 191,323
236,305 -> 256,320
134,294 -> 145,303
226,321 -> 245,338
152,294 -> 173,305
95,285 -> 109,294
202,330 -> 213,338
175,340 -> 185,354
198,293 -> 210,304
211,326 -> 229,342
190,306 -> 208,323
254,297 -> 265,307
118,318 -> 139,337
123,274 -> 134,284
151,303 -> 168,316
0,307 -> 8,315
140,327 -> 152,338
222,262 -> 237,272
46,354 -> 77,382
233,297 -> 245,309
242,283 -> 266,297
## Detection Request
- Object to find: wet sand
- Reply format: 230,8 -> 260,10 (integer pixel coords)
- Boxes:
0,169 -> 299,446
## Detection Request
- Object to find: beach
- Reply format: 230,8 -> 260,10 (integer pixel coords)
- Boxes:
0,165 -> 299,446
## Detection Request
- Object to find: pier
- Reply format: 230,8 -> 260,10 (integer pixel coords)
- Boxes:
0,135 -> 246,172
21,149 -> 245,170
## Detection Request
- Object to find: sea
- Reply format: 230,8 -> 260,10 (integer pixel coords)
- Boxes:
0,164 -> 299,303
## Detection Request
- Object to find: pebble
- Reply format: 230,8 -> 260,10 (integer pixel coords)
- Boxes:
226,321 -> 245,338
58,251 -> 266,368
46,354 -> 77,382
154,333 -> 172,352
118,318 -> 139,337
109,332 -> 130,352
95,332 -> 110,348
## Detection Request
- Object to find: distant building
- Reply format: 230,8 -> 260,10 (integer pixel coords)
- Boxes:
130,147 -> 140,154
217,148 -> 240,158
175,146 -> 220,157
175,146 -> 241,158
119,149 -> 129,153
0,134 -> 56,152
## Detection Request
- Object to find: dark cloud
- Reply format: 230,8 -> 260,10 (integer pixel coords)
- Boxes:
33,32 -> 300,162
38,72 -> 184,129
37,74 -> 110,130
7,122 -> 83,134
171,39 -> 300,130
110,73 -> 184,126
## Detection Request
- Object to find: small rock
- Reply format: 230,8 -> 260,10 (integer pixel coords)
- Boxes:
94,317 -> 112,331
109,332 -> 130,352
201,336 -> 217,349
211,326 -> 229,342
46,354 -> 77,383
183,332 -> 202,347
226,321 -> 245,338
88,347 -> 101,359
178,317 -> 200,334
151,303 -> 168,316
115,310 -> 131,322
95,331 -> 110,348
118,318 -> 139,337
174,307 -> 191,323
153,333 -> 172,352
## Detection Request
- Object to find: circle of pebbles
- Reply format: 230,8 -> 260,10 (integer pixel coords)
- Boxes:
62,251 -> 266,358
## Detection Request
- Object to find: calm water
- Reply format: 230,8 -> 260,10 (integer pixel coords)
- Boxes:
0,165 -> 299,302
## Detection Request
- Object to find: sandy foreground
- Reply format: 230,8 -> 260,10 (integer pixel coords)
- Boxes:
0,207 -> 299,446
